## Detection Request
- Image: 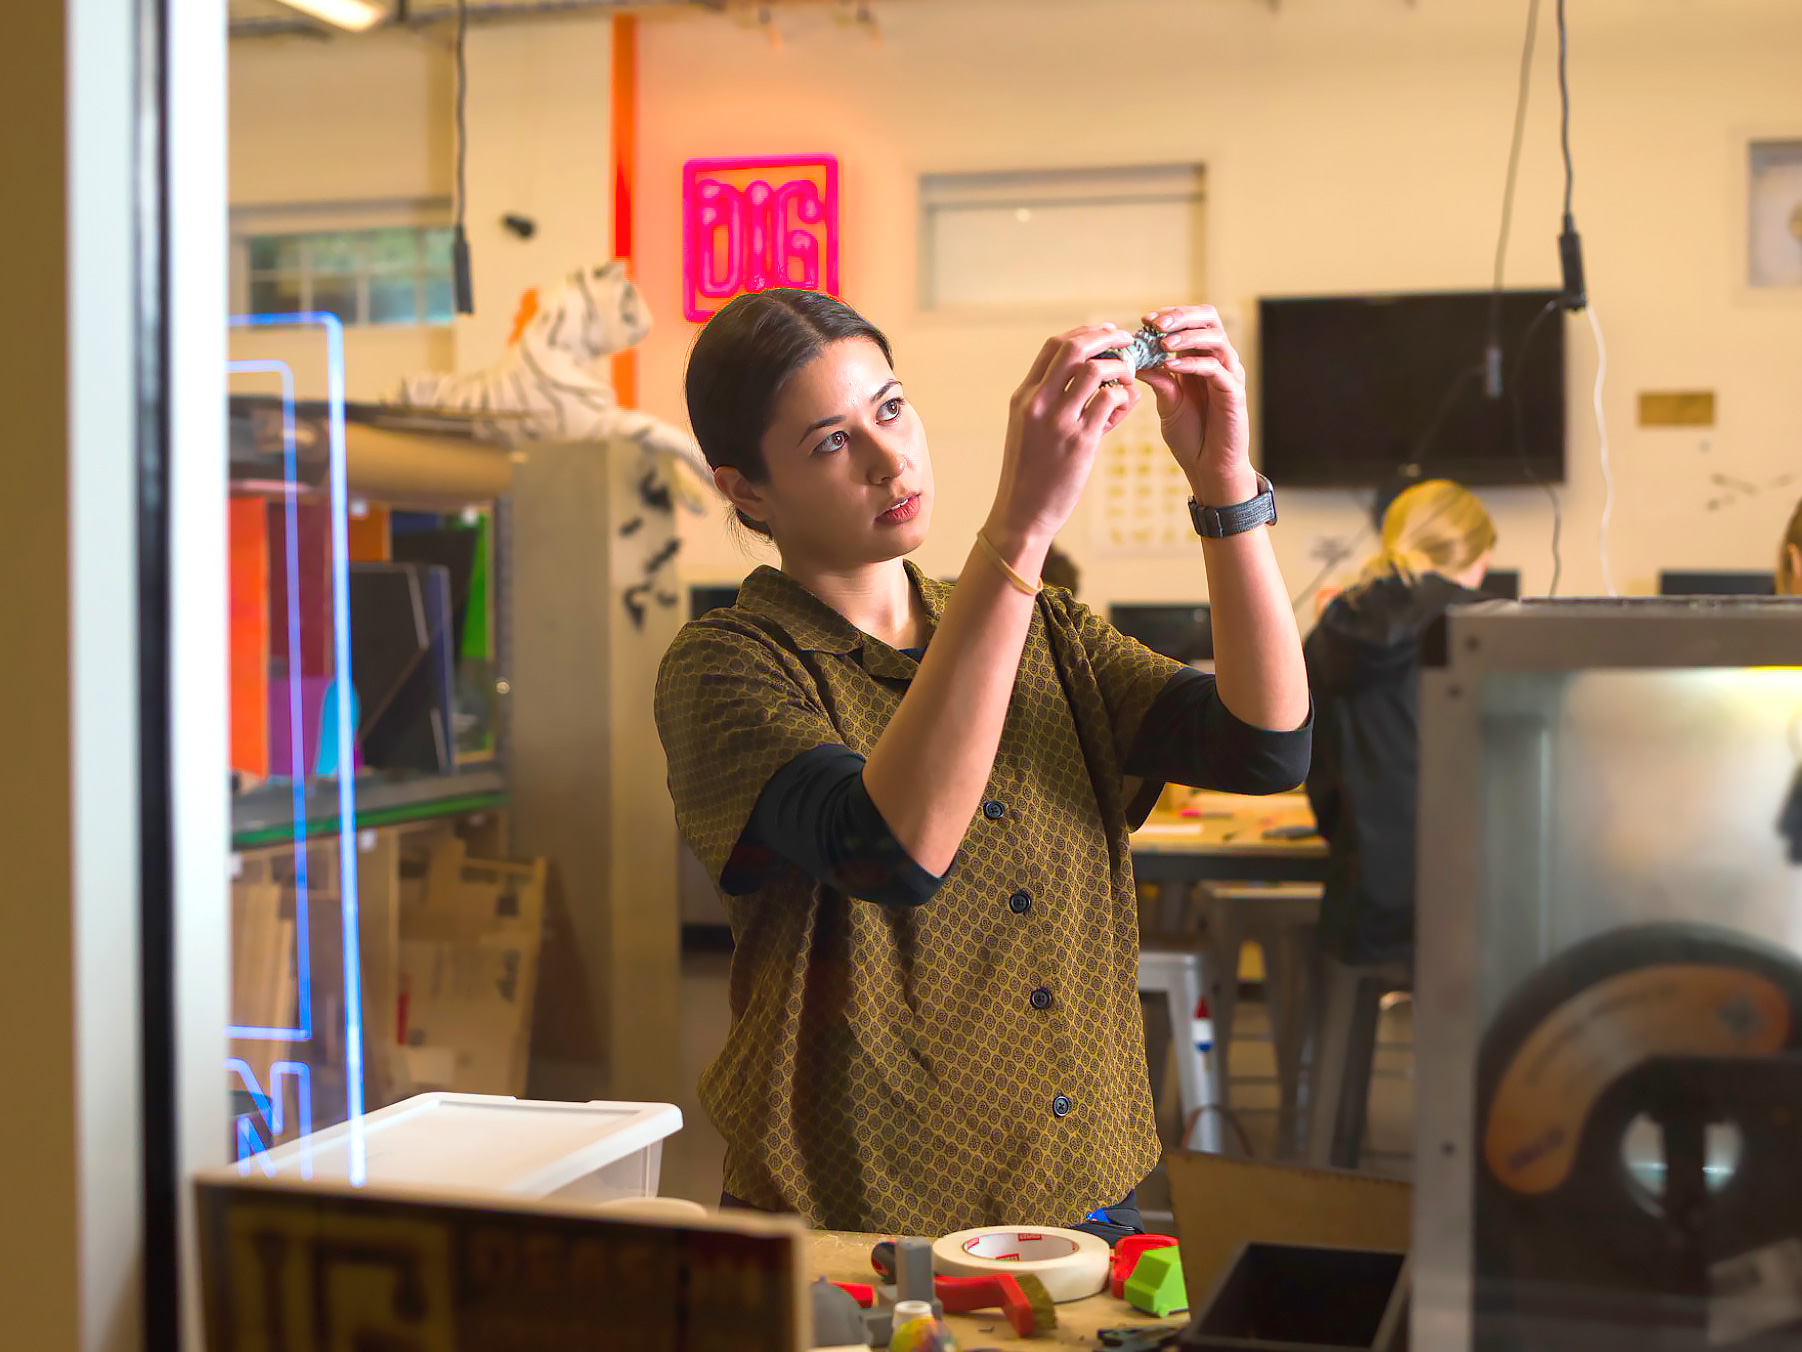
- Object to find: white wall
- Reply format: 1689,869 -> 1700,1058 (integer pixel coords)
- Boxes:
454,19 -> 615,370
229,29 -> 456,398
228,0 -> 1802,606
629,0 -> 1802,606
228,19 -> 616,402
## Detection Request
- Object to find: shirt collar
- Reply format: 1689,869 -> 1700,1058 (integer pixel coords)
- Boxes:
736,560 -> 950,676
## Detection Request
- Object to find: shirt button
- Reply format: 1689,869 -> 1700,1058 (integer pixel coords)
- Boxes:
1008,890 -> 1031,915
1052,1094 -> 1072,1119
1029,987 -> 1052,1011
983,800 -> 1005,820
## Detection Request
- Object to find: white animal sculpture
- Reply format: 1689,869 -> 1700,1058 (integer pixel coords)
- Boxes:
387,260 -> 712,509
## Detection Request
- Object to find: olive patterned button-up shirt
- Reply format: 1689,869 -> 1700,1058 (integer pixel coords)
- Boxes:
655,561 -> 1231,1234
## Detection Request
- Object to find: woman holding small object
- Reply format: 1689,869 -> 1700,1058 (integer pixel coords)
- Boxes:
655,289 -> 1309,1236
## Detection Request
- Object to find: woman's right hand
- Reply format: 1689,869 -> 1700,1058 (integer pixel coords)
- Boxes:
986,324 -> 1142,549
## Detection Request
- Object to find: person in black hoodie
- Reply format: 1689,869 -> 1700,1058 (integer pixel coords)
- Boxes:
1301,479 -> 1496,1164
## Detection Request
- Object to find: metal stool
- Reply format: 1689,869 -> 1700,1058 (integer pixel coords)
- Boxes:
1303,955 -> 1411,1169
1137,946 -> 1224,1153
1195,883 -> 1323,1159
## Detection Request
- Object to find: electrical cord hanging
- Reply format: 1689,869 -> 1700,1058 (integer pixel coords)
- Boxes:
1307,0 -> 1583,609
1485,0 -> 1584,598
1287,450 -> 1493,614
1488,0 -> 1541,383
1554,0 -> 1587,310
451,0 -> 473,314
1311,0 -> 1549,612
1557,0 -> 1575,220
1288,511 -> 1373,613
1288,357 -> 1506,614
1286,361 -> 1481,614
1511,298 -> 1565,595
1588,304 -> 1615,596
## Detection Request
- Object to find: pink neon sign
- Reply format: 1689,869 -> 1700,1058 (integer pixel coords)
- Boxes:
682,155 -> 840,322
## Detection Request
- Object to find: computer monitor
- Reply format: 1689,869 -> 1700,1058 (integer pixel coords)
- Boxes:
1480,569 -> 1521,600
1109,603 -> 1213,663
1656,570 -> 1775,597
689,583 -> 743,619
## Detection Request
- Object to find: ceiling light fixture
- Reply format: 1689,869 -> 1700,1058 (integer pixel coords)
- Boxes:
272,0 -> 387,32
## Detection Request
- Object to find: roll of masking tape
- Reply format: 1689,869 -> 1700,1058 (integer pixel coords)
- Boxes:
931,1226 -> 1111,1303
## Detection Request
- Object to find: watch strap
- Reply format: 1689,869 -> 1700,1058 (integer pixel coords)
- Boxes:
1190,473 -> 1277,539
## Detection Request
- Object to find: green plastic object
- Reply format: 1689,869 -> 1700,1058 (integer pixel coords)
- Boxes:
461,514 -> 491,661
1124,1245 -> 1188,1319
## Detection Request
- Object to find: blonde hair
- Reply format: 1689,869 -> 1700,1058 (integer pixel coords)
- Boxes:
1355,480 -> 1497,589
1780,496 -> 1802,596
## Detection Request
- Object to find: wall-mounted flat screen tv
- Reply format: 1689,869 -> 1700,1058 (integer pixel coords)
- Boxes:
1257,289 -> 1565,489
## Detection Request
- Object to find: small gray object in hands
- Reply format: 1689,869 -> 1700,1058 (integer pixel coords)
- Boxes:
1099,326 -> 1169,373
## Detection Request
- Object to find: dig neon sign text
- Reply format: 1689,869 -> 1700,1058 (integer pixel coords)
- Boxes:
682,155 -> 840,322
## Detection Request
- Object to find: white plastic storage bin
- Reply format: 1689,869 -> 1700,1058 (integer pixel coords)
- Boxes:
247,1093 -> 683,1205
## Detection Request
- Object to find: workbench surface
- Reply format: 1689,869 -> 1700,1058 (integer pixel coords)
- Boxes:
809,1231 -> 1186,1351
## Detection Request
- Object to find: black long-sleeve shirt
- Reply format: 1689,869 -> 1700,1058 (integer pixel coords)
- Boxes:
748,660 -> 1311,907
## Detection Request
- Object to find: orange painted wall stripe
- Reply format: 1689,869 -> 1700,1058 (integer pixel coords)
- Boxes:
610,13 -> 639,409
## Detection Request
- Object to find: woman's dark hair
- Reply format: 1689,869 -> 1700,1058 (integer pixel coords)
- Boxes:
685,289 -> 894,538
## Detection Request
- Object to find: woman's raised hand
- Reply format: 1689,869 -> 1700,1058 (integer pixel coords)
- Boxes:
1137,305 -> 1255,505
986,324 -> 1142,548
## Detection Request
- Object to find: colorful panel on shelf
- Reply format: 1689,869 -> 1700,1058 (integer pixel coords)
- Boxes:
391,515 -> 480,660
348,562 -> 456,775
311,680 -> 361,780
346,503 -> 391,562
268,675 -> 332,781
269,499 -> 334,678
462,511 -> 492,662
229,497 -> 272,780
455,513 -> 497,762
419,565 -> 458,771
228,314 -> 366,1184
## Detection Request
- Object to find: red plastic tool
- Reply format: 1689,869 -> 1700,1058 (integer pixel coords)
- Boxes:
933,1274 -> 1047,1337
829,1282 -> 875,1309
1109,1234 -> 1180,1300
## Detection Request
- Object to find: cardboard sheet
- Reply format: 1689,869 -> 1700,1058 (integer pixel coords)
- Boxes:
1165,1148 -> 1412,1308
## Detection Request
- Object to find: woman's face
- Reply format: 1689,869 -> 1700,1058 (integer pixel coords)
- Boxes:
730,337 -> 934,568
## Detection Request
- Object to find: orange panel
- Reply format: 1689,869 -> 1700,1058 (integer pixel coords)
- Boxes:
347,504 -> 391,562
229,496 -> 270,780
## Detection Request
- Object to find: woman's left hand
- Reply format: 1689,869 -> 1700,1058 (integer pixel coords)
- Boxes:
1137,305 -> 1255,504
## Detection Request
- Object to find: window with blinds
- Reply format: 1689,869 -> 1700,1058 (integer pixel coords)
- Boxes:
918,164 -> 1206,312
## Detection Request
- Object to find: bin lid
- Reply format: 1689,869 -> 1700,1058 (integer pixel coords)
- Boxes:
241,1093 -> 683,1197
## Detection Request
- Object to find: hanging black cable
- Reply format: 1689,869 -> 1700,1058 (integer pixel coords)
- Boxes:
1557,0 -> 1575,219
1481,0 -> 1577,597
451,0 -> 473,314
1288,513 -> 1374,611
1511,297 -> 1566,595
1487,0 -> 1541,395
1286,362 -> 1487,611
1554,0 -> 1587,311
